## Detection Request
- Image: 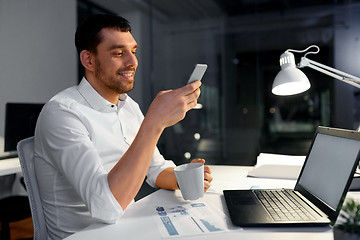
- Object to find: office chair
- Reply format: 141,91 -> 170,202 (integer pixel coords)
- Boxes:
17,137 -> 48,240
0,174 -> 31,240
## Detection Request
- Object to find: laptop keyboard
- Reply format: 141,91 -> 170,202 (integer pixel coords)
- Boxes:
254,189 -> 317,221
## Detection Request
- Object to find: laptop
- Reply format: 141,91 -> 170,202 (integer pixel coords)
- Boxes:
224,126 -> 360,227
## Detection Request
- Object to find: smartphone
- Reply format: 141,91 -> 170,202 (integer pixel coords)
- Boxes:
187,64 -> 207,84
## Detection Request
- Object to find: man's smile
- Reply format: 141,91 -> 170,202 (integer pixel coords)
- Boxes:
118,71 -> 135,79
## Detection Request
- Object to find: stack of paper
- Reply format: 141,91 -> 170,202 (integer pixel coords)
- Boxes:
247,153 -> 306,180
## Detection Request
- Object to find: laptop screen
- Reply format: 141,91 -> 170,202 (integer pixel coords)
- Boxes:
297,132 -> 360,210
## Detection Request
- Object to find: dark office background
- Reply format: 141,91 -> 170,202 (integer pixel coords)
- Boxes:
83,0 -> 360,166
2,0 -> 360,168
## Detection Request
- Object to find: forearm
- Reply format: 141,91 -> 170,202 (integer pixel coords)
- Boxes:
108,118 -> 164,210
155,167 -> 178,190
108,82 -> 201,210
156,159 -> 213,192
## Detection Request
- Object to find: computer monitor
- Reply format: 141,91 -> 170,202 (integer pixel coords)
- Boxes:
4,103 -> 44,152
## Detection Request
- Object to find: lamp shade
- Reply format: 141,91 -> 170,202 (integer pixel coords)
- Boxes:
272,51 -> 311,96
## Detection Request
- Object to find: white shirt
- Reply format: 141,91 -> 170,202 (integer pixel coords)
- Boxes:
34,78 -> 175,239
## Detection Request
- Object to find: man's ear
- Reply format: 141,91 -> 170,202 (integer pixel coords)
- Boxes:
79,50 -> 95,71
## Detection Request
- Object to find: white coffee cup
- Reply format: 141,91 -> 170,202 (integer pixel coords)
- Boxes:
174,162 -> 204,200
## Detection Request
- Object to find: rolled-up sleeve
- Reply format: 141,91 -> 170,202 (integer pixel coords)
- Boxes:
145,147 -> 176,188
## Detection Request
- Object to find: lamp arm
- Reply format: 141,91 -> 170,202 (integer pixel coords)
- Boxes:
299,57 -> 360,89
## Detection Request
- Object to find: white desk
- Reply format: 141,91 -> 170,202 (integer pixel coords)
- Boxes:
65,165 -> 338,240
0,157 -> 21,176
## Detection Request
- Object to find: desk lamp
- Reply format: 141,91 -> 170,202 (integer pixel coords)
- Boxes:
272,45 -> 360,187
272,45 -> 360,96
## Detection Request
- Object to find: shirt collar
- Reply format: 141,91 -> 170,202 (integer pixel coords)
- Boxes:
77,77 -> 128,110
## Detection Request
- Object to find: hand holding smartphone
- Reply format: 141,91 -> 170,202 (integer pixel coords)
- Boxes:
187,64 -> 207,85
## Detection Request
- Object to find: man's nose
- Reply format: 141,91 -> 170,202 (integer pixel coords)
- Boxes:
125,52 -> 138,67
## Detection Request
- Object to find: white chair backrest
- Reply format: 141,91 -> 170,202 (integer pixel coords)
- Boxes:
17,136 -> 48,240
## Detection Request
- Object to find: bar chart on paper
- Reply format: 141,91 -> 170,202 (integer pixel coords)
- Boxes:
153,203 -> 228,238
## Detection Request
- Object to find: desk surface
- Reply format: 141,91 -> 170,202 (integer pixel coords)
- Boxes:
0,157 -> 21,176
65,165 -> 339,240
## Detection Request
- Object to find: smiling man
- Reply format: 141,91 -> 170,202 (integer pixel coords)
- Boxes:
33,14 -> 212,240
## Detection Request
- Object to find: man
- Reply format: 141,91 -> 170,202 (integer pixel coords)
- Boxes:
34,14 -> 212,239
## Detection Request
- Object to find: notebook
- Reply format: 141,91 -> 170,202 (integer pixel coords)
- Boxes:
223,126 -> 360,227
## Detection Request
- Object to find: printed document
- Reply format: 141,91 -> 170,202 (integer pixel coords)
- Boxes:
153,202 -> 228,238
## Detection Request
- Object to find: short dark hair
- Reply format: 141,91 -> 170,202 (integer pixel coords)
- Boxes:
75,14 -> 131,55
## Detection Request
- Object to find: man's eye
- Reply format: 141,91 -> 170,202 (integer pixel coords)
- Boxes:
114,52 -> 123,56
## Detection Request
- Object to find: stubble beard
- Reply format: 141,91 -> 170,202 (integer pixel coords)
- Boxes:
94,60 -> 135,94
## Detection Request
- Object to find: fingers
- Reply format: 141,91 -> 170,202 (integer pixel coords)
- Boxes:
204,166 -> 213,192
152,81 -> 201,126
190,159 -> 213,192
183,80 -> 202,95
204,163 -> 212,192
145,83 -> 201,129
204,165 -> 212,175
190,158 -> 205,164
176,81 -> 201,110
204,179 -> 211,192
